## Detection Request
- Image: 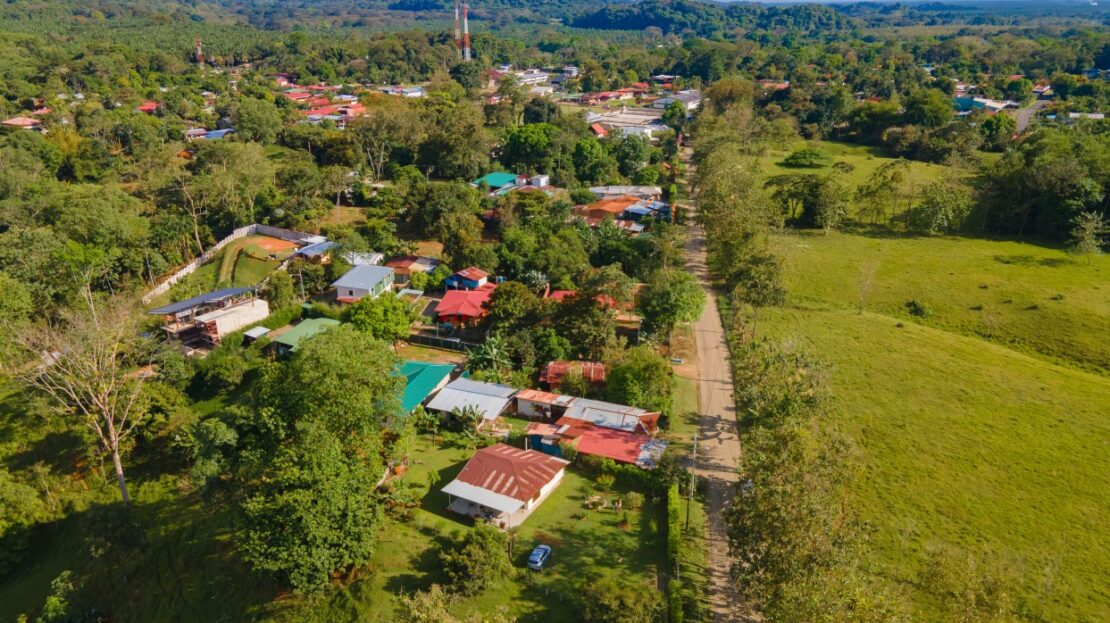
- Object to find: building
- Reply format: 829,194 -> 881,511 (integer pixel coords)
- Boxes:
330,265 -> 394,303
149,287 -> 267,348
293,240 -> 338,261
441,443 -> 569,528
444,266 -> 489,290
425,377 -> 517,422
436,288 -> 494,327
2,116 -> 43,130
585,108 -> 668,139
562,397 -> 659,434
137,100 -> 161,114
653,90 -> 702,113
515,389 -> 575,419
526,419 -> 667,469
471,171 -> 520,193
272,318 -> 341,357
539,360 -> 606,390
344,251 -> 385,266
386,255 -> 442,284
589,185 -> 662,200
399,361 -> 456,413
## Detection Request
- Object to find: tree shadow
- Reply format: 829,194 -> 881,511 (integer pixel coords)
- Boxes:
3,429 -> 87,474
993,254 -> 1075,268
417,460 -> 468,523
380,532 -> 454,595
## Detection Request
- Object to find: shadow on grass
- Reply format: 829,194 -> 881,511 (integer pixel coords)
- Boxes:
417,460 -> 468,523
993,254 -> 1075,268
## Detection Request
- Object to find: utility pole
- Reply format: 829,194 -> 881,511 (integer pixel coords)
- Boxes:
686,430 -> 698,531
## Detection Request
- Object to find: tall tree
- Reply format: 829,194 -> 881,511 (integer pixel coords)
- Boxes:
1068,211 -> 1106,265
13,295 -> 149,505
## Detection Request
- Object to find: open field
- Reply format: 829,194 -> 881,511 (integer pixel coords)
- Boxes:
770,230 -> 1110,372
754,229 -> 1110,622
158,235 -> 295,304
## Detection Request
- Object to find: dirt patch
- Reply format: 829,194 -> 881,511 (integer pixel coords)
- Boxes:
251,236 -> 298,253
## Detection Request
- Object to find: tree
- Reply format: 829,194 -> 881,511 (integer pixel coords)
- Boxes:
730,250 -> 786,338
440,522 -> 513,595
903,89 -> 953,128
582,577 -> 665,623
979,113 -> 1016,151
349,100 -> 424,181
466,333 -> 513,379
573,137 -> 617,184
782,147 -> 833,168
605,346 -> 674,414
450,62 -> 485,95
661,100 -> 688,133
855,160 -> 908,224
637,269 -> 706,337
233,97 -> 283,144
262,271 -> 297,309
501,123 -> 558,172
1068,211 -> 1106,265
342,293 -> 417,345
13,294 -> 148,505
908,181 -> 973,234
523,98 -> 560,124
482,281 -> 542,333
610,132 -> 652,179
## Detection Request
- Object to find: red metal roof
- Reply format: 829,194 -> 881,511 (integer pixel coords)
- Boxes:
437,289 -> 493,319
455,443 -> 567,502
137,101 -> 160,113
2,116 -> 41,127
552,417 -> 649,465
590,123 -> 609,137
539,360 -> 606,385
456,266 -> 488,281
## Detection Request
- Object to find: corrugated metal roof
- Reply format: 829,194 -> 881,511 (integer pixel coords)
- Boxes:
295,241 -> 338,258
447,443 -> 567,503
330,265 -> 394,291
441,479 -> 525,514
399,361 -> 455,412
562,398 -> 653,433
426,378 -> 516,420
148,287 -> 251,316
272,318 -> 340,350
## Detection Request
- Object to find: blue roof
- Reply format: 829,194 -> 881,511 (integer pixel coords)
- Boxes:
399,361 -> 455,412
149,287 -> 251,315
205,129 -> 235,139
295,241 -> 338,258
472,172 -> 518,189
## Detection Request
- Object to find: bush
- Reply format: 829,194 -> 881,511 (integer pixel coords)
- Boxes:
905,299 -> 931,318
261,304 -> 304,330
582,577 -> 665,623
624,491 -> 645,510
440,522 -> 513,595
667,483 -> 682,568
782,147 -> 833,168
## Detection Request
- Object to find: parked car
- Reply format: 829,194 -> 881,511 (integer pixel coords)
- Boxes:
527,544 -> 552,571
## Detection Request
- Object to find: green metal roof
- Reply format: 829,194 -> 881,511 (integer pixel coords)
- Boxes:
273,318 -> 341,351
399,360 -> 455,412
471,171 -> 518,189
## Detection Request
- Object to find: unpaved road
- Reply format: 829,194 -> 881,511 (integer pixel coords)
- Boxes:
683,208 -> 758,619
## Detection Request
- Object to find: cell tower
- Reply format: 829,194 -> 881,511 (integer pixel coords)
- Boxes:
195,37 -> 204,68
462,1 -> 471,62
454,0 -> 461,59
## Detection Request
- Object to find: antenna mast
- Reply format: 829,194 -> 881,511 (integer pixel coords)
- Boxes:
462,2 -> 471,62
454,0 -> 462,59
195,37 -> 204,68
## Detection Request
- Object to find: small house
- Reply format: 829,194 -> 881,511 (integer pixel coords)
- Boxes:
137,100 -> 161,114
425,377 -> 517,423
526,418 -> 667,469
441,443 -> 569,528
272,318 -> 341,357
330,265 -> 394,304
539,360 -> 606,390
444,266 -> 489,290
515,389 -> 575,419
2,116 -> 43,130
149,287 -> 264,348
561,397 -> 660,434
471,171 -> 519,193
385,255 -> 441,284
652,90 -> 701,113
436,288 -> 493,327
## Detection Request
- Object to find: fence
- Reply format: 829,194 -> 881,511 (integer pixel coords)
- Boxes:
141,223 -> 319,304
406,333 -> 479,352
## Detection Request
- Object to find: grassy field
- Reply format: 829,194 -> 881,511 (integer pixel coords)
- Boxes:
753,229 -> 1110,622
770,230 -> 1110,372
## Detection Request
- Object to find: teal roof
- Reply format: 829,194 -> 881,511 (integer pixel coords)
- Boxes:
399,360 -> 455,412
273,318 -> 341,351
472,172 -> 518,189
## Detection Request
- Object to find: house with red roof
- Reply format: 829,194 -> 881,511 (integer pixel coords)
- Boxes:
385,255 -> 441,283
526,416 -> 667,469
441,443 -> 569,528
436,287 -> 494,327
136,101 -> 160,114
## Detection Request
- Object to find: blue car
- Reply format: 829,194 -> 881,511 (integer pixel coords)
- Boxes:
527,544 -> 552,571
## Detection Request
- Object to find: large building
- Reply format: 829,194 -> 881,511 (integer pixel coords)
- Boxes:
149,287 -> 269,349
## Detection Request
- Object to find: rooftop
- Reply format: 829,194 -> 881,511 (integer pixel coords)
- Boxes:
437,289 -> 493,318
472,172 -> 519,189
148,287 -> 252,316
450,443 -> 568,503
331,264 -> 394,291
399,360 -> 456,412
426,377 -> 517,420
272,318 -> 341,351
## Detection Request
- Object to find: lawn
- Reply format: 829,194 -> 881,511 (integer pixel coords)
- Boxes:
281,432 -> 669,622
755,232 -> 1110,621
770,230 -> 1110,372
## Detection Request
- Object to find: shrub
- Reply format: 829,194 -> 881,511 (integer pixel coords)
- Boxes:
582,577 -> 665,623
782,147 -> 833,168
667,484 -> 682,568
596,473 -> 616,491
905,299 -> 931,318
440,522 -> 513,595
624,491 -> 645,510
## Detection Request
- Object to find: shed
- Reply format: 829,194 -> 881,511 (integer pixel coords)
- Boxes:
243,326 -> 271,342
272,318 -> 341,356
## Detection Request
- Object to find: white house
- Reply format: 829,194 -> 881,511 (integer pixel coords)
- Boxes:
653,90 -> 702,113
425,378 -> 517,422
441,443 -> 569,528
330,264 -> 394,304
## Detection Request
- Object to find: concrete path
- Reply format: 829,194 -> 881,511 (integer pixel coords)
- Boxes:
684,219 -> 757,622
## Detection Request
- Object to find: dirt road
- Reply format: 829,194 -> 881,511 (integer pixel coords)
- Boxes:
684,220 -> 756,622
